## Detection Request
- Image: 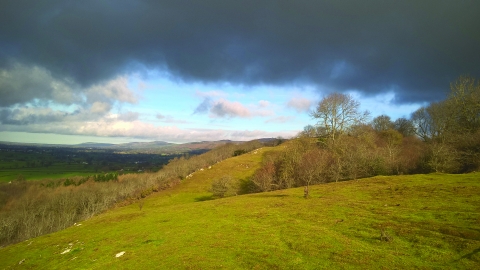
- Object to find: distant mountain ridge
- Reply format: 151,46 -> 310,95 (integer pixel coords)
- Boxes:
0,138 -> 278,154
75,142 -> 117,148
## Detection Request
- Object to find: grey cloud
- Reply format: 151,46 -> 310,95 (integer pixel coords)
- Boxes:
118,111 -> 139,121
0,107 -> 67,125
1,1 -> 480,104
194,97 -> 275,118
0,104 -> 123,127
0,63 -> 79,106
209,99 -> 251,118
193,98 -> 213,114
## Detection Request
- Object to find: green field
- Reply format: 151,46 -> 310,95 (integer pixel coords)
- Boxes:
0,145 -> 182,183
0,164 -> 97,182
0,147 -> 479,269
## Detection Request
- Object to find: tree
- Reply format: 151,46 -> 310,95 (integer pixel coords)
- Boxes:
372,115 -> 394,132
379,129 -> 403,174
411,106 -> 431,141
448,75 -> 480,134
394,118 -> 415,137
411,102 -> 454,142
297,148 -> 328,196
251,162 -> 276,192
426,142 -> 460,173
310,93 -> 370,145
301,125 -> 317,138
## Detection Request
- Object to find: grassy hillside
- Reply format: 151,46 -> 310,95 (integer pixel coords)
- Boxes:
0,146 -> 479,269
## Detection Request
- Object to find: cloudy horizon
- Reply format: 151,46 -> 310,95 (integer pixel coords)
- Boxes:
1,1 -> 479,144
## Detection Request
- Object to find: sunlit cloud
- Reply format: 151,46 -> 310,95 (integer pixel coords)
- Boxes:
210,99 -> 252,118
286,96 -> 312,112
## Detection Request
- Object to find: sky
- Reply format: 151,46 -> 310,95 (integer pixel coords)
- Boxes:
1,1 -> 479,144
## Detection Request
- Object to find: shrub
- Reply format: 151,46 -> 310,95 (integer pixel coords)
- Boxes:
233,149 -> 247,156
211,175 -> 237,198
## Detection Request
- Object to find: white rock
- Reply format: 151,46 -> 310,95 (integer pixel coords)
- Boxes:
61,249 -> 71,254
115,251 -> 125,258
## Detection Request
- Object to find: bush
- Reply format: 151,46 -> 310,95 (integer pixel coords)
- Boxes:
233,149 -> 247,156
211,175 -> 237,198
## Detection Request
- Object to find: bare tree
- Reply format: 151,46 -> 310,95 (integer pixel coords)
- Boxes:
301,125 -> 317,138
298,149 -> 327,197
449,75 -> 480,134
379,129 -> 403,174
310,93 -> 370,145
412,101 -> 455,143
394,118 -> 415,137
372,115 -> 394,132
411,106 -> 431,141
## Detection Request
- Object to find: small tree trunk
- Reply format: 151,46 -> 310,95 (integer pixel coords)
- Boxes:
304,185 -> 309,199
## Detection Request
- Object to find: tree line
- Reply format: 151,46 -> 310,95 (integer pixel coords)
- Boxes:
247,76 -> 480,195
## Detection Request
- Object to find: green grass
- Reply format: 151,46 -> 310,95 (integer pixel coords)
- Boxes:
1,147 -> 479,269
0,162 -> 102,182
0,169 -> 94,183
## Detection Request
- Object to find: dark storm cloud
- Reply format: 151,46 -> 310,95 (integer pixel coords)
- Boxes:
1,0 -> 480,104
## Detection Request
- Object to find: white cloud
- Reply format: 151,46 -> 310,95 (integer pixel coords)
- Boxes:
0,119 -> 296,143
210,99 -> 252,118
90,102 -> 111,114
286,96 -> 312,112
117,111 -> 140,121
258,100 -> 270,108
194,97 -> 275,118
85,76 -> 137,104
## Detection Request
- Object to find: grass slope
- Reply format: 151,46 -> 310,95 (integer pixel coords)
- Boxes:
1,147 -> 479,269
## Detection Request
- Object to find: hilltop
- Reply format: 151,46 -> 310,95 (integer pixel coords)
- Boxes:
0,144 -> 479,269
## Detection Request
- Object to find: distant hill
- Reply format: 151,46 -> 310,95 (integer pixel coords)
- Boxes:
73,139 -> 267,154
0,138 -> 277,154
103,140 -> 236,154
75,142 -> 117,148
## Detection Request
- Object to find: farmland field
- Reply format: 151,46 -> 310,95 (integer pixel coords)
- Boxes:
0,143 -> 192,182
